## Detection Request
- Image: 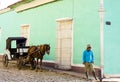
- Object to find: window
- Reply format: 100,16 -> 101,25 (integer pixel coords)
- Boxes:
11,40 -> 16,48
20,24 -> 30,46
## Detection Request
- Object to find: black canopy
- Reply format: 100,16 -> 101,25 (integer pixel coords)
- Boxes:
6,37 -> 27,49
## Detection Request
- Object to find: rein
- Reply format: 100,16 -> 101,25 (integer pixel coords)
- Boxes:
31,49 -> 39,54
29,47 -> 40,56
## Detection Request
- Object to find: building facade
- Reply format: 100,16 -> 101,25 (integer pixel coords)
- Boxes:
0,0 -> 119,78
104,0 -> 120,77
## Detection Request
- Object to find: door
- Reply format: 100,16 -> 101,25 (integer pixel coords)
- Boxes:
56,18 -> 73,70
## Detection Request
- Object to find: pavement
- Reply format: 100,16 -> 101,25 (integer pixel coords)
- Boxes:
102,78 -> 120,82
1,55 -> 120,82
43,66 -> 120,82
43,66 -> 99,82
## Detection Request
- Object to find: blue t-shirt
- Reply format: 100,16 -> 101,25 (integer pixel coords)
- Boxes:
82,50 -> 94,63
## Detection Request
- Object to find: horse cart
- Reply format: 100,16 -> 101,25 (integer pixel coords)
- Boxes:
2,37 -> 50,70
2,37 -> 29,69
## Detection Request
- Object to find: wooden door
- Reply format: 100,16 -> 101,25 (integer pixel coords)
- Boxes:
56,18 -> 73,70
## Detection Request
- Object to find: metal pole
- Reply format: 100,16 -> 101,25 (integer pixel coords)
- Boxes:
99,0 -> 105,81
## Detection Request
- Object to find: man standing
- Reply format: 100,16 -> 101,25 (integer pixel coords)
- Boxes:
82,44 -> 97,80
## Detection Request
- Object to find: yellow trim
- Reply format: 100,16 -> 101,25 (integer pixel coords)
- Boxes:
56,18 -> 73,22
15,0 -> 56,12
0,8 -> 11,14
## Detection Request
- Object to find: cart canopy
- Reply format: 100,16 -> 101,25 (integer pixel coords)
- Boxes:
6,37 -> 27,50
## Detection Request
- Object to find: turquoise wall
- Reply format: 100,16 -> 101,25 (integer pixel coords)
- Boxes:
0,0 -> 100,66
0,11 -> 20,52
73,0 -> 100,66
104,0 -> 120,74
17,0 -> 73,61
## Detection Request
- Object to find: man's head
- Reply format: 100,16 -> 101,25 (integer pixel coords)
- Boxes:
86,44 -> 91,50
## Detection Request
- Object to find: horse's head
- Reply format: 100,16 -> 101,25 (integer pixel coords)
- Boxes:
44,44 -> 50,55
38,44 -> 50,55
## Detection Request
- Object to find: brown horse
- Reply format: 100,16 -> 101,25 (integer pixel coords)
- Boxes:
27,44 -> 50,70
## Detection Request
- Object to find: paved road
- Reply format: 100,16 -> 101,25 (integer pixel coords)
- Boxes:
0,60 -> 94,82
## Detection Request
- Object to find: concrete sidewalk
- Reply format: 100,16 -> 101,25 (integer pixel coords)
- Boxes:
43,66 -> 99,82
102,78 -> 120,82
44,66 -> 120,82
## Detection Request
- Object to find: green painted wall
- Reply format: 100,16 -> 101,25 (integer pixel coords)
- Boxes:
104,0 -> 120,74
17,0 -> 73,61
0,0 -> 100,65
0,11 -> 20,52
73,0 -> 100,66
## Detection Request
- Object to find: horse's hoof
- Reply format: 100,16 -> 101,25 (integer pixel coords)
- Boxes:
35,69 -> 38,72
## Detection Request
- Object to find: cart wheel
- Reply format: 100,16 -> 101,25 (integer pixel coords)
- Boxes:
17,57 -> 23,70
2,54 -> 8,67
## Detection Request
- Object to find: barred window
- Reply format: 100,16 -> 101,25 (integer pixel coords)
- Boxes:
20,24 -> 30,46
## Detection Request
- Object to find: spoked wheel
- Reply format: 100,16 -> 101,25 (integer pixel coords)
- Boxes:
2,54 -> 8,67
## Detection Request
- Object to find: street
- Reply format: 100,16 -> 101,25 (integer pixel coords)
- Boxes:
0,61 -> 92,82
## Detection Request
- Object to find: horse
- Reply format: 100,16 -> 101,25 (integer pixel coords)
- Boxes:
27,44 -> 50,70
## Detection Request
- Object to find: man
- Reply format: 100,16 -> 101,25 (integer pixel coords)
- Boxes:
82,44 -> 97,80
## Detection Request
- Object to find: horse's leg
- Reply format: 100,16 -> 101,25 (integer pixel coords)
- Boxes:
31,58 -> 35,69
40,56 -> 43,70
24,54 -> 30,65
40,59 -> 42,67
30,57 -> 33,70
35,58 -> 39,71
30,57 -> 34,70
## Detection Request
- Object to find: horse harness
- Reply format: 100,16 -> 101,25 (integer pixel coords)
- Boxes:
29,45 -> 46,58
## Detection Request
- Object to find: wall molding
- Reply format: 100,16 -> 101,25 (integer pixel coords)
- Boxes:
0,8 -> 11,14
14,0 -> 56,12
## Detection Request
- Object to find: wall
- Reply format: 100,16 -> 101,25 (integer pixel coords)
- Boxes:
0,0 -> 100,66
0,11 -> 20,52
73,0 -> 100,66
104,0 -> 120,74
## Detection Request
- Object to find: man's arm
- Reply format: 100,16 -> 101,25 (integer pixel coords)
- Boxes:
82,51 -> 86,64
91,51 -> 94,63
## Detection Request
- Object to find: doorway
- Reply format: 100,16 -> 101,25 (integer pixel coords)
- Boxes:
56,18 -> 73,70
